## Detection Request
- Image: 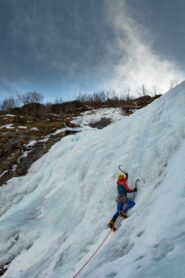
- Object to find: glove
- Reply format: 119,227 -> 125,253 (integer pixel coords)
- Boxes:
134,187 -> 137,192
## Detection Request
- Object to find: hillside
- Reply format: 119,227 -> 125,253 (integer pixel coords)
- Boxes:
0,84 -> 185,278
0,95 -> 159,186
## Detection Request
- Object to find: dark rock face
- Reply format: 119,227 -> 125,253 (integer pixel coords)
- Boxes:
0,115 -> 78,186
0,129 -> 78,186
0,131 -> 76,185
89,118 -> 112,129
0,263 -> 9,276
15,130 -> 78,177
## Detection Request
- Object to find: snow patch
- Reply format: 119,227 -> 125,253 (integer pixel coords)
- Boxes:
18,126 -> 27,129
71,108 -> 124,127
0,170 -> 8,178
0,124 -> 14,129
30,127 -> 39,131
0,114 -> 15,118
26,140 -> 37,147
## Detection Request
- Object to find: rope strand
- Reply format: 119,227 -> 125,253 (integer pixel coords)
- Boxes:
73,230 -> 112,278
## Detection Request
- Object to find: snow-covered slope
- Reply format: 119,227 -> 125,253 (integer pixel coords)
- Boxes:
71,107 -> 124,126
0,83 -> 185,278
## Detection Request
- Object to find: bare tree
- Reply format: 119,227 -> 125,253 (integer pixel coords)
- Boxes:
150,85 -> 161,97
121,87 -> 130,100
0,96 -> 17,111
55,98 -> 63,104
169,79 -> 178,90
142,84 -> 148,96
92,91 -> 107,102
18,92 -> 44,105
107,90 -> 117,100
76,92 -> 86,102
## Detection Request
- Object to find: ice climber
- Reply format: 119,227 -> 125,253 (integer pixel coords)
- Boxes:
108,172 -> 137,231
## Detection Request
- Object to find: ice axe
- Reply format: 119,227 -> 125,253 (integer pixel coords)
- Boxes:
133,179 -> 140,199
118,165 -> 128,177
118,165 -> 140,198
119,165 -> 140,187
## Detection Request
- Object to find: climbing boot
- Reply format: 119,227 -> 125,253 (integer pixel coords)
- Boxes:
108,220 -> 116,232
119,211 -> 128,218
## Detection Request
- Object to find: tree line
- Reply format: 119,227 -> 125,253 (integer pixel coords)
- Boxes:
0,92 -> 43,111
0,80 -> 179,116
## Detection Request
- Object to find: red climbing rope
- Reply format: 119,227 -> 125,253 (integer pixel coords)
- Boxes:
73,230 -> 112,278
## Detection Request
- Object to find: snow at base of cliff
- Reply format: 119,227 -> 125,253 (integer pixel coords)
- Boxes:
0,83 -> 185,278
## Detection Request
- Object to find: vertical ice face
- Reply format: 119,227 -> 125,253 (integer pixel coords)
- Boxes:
0,82 -> 185,278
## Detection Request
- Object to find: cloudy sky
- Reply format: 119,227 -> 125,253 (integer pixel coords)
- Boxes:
0,0 -> 185,102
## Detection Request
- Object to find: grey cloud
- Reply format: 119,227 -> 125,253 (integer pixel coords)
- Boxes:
0,0 -> 185,101
103,0 -> 184,94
